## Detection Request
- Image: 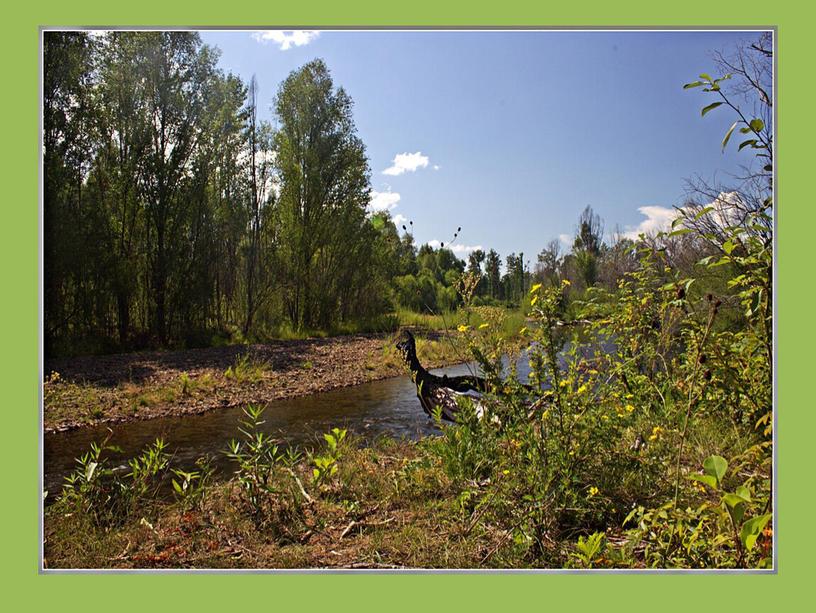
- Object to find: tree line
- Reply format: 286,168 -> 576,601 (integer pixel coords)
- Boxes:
42,31 -> 606,357
45,32 -> 398,355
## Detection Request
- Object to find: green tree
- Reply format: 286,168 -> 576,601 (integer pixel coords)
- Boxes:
485,249 -> 502,300
242,75 -> 277,336
43,31 -> 97,353
572,205 -> 604,289
273,59 -> 373,330
133,32 -> 220,342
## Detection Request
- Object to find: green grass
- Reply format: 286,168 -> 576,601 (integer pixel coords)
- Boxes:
224,353 -> 269,383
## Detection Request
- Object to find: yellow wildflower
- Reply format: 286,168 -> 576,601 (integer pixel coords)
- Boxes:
577,384 -> 588,395
457,324 -> 469,333
478,322 -> 489,329
625,404 -> 635,413
530,283 -> 542,294
562,279 -> 571,287
588,486 -> 599,497
531,295 -> 539,306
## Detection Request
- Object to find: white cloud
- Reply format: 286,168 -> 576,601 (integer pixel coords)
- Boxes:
392,213 -> 408,227
368,189 -> 401,213
621,193 -> 747,240
622,206 -> 679,240
433,165 -> 441,171
383,152 -> 430,176
251,30 -> 320,50
558,233 -> 572,248
428,240 -> 483,255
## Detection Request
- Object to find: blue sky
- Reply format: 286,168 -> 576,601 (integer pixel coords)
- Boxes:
201,29 -> 768,267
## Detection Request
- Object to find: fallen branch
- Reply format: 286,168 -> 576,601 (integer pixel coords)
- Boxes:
340,516 -> 395,539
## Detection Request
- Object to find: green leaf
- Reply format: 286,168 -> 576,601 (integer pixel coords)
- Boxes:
723,240 -> 736,255
722,121 -> 738,151
739,139 -> 759,151
689,474 -> 718,489
699,73 -> 712,81
703,455 -> 728,486
723,496 -> 747,526
749,118 -> 765,132
701,102 -> 723,117
722,492 -> 750,508
736,485 -> 751,501
669,228 -> 693,237
693,206 -> 715,220
683,81 -> 705,89
740,514 -> 772,551
710,256 -> 732,268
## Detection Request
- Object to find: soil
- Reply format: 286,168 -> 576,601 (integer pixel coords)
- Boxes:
43,332 -> 460,434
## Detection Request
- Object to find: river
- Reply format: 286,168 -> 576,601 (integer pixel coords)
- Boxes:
43,361 -> 524,497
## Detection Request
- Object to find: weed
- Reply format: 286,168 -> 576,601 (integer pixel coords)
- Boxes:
225,353 -> 268,383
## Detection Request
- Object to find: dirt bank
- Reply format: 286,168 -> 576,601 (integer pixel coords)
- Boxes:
43,332 -> 465,434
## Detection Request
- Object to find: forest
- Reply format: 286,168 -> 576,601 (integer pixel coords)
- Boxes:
46,31 -> 563,357
43,30 -> 773,570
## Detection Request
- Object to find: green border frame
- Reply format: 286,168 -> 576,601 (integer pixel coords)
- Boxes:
4,0 -> 808,609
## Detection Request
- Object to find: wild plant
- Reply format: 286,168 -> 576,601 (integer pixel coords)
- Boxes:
311,427 -> 347,487
224,352 -> 267,383
171,456 -> 214,512
60,437 -> 171,526
225,405 -> 284,520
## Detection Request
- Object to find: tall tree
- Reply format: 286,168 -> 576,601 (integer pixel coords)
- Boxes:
573,205 -> 604,288
485,249 -> 502,300
535,240 -> 562,286
242,75 -> 276,335
43,31 -> 96,352
134,32 -> 219,342
273,59 -> 372,330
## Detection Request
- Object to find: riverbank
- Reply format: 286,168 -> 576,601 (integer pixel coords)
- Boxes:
44,332 -> 468,434
42,434 -> 584,570
44,437 -> 497,569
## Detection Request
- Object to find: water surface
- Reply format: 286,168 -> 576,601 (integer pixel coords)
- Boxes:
43,361 -> 502,496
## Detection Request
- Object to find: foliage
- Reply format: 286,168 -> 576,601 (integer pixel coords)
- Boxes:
224,352 -> 268,384
171,457 -> 214,512
311,427 -> 347,487
60,437 -> 171,526
224,405 -> 288,521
